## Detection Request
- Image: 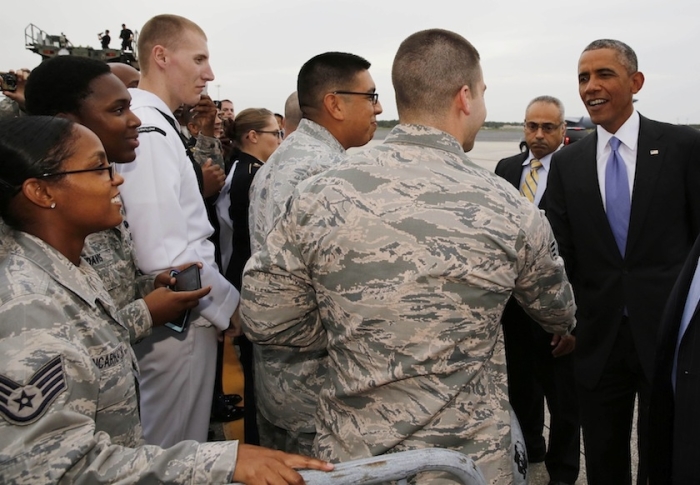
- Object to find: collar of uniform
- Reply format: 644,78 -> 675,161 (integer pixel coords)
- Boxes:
5,230 -> 106,310
128,87 -> 176,123
295,119 -> 346,154
235,150 -> 264,168
385,124 -> 467,158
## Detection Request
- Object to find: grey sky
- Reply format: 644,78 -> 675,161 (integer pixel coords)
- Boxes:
2,0 -> 699,123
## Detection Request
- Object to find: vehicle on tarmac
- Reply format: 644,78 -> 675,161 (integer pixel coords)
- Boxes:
24,24 -> 139,69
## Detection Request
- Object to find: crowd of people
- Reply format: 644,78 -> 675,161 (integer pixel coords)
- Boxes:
1,12 -> 700,485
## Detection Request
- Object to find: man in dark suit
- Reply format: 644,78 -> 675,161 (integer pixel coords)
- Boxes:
649,237 -> 700,484
496,95 -> 580,485
546,39 -> 700,485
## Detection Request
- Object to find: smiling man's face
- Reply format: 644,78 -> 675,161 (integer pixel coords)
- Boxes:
578,47 -> 643,133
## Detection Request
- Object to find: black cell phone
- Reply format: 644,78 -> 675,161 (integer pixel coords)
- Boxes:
165,265 -> 202,332
214,100 -> 222,110
0,72 -> 17,92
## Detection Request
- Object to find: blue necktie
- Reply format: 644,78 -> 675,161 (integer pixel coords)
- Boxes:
605,137 -> 630,256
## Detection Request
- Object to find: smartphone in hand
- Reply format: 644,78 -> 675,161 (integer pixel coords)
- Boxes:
165,264 -> 202,332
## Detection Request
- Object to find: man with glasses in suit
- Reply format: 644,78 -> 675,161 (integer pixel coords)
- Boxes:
496,96 -> 580,485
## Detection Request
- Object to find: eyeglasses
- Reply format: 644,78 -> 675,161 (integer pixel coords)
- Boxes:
39,163 -> 115,181
524,122 -> 563,134
333,91 -> 380,105
256,130 -> 284,139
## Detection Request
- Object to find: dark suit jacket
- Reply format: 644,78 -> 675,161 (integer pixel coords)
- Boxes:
495,151 -> 550,213
545,115 -> 700,388
649,235 -> 700,484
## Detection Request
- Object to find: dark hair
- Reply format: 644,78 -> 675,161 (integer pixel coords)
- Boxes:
0,117 -> 78,228
392,29 -> 481,117
25,56 -> 111,116
582,39 -> 638,74
297,52 -> 371,112
226,108 -> 274,148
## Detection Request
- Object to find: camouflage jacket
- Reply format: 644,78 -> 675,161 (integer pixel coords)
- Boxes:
241,124 -> 576,483
82,221 -> 154,343
244,118 -> 346,433
0,97 -> 22,121
0,230 -> 238,484
248,118 -> 347,254
191,133 -> 225,170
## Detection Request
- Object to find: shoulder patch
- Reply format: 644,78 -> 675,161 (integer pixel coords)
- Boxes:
550,239 -> 560,259
0,356 -> 66,425
137,126 -> 167,136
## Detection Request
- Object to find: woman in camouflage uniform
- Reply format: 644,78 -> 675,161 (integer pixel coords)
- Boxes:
0,116 -> 333,483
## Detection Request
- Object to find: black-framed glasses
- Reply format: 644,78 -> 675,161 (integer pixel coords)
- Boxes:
524,122 -> 562,134
256,129 -> 284,139
333,91 -> 380,105
38,163 -> 115,181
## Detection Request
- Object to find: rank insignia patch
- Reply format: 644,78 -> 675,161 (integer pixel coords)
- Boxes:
0,356 -> 66,425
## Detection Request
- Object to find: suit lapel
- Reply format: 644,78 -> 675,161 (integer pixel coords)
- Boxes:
505,153 -> 528,188
626,116 -> 664,256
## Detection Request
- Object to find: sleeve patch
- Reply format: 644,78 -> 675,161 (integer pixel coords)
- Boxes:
550,239 -> 560,259
137,126 -> 167,136
0,356 -> 66,425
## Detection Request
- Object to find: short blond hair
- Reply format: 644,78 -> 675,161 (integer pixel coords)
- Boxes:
138,14 -> 206,74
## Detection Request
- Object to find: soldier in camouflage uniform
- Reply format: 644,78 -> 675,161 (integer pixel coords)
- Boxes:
0,116 -> 333,485
241,29 -> 576,484
247,51 -> 383,455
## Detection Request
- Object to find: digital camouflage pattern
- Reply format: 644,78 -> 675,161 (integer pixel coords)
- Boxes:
248,118 -> 347,254
241,124 -> 576,484
81,221 -> 154,343
0,97 -> 21,121
245,118 -> 346,442
191,133 -> 225,170
0,230 -> 239,484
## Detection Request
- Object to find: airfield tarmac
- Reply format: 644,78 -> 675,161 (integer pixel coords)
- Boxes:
355,127 -> 524,172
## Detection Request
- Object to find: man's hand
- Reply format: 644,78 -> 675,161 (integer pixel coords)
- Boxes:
191,94 -> 219,137
2,68 -> 30,110
232,444 -> 334,485
201,158 -> 225,198
551,333 -> 576,357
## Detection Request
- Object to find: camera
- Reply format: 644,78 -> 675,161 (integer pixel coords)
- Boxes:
0,72 -> 17,92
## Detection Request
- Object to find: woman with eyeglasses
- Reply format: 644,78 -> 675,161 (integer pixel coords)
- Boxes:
217,108 -> 281,444
23,55 -> 205,332
0,116 -> 333,484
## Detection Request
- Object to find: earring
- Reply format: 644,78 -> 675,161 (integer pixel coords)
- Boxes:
50,202 -> 56,209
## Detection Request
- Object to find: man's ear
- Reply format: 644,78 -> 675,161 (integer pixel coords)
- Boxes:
153,45 -> 167,69
322,93 -> 345,121
21,179 -> 56,210
456,85 -> 472,117
630,71 -> 645,95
